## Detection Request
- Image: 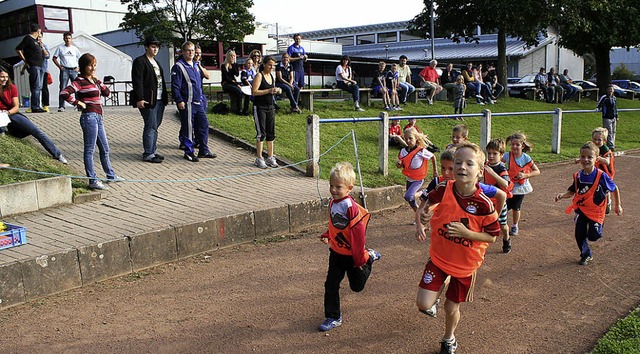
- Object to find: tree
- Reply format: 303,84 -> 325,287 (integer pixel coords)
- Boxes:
612,64 -> 634,80
409,0 -> 551,95
553,0 -> 640,94
119,0 -> 256,47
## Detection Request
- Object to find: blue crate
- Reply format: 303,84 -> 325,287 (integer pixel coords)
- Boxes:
0,223 -> 27,251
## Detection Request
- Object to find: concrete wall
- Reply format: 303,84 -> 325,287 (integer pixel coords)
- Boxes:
0,185 -> 405,309
0,176 -> 72,217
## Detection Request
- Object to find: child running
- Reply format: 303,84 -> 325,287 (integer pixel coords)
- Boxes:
503,132 -> 540,237
484,138 -> 514,253
415,142 -> 503,354
397,127 -> 438,218
445,124 -> 468,150
319,162 -> 381,332
592,127 -> 616,213
555,141 -> 622,265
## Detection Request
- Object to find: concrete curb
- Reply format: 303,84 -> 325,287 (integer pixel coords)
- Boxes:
0,176 -> 72,217
0,185 -> 405,310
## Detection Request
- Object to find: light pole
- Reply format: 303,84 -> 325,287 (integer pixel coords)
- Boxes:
429,0 -> 435,60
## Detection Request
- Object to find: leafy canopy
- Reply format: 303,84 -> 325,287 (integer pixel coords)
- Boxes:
120,0 -> 256,47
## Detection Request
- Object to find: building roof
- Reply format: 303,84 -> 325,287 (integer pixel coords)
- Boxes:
342,34 -> 556,62
299,21 -> 409,38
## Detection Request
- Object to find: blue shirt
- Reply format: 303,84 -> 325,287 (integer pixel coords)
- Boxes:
287,44 -> 306,72
171,58 -> 205,104
568,168 -> 617,207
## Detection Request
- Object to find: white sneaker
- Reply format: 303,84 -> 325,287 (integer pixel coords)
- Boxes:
57,155 -> 68,164
107,176 -> 125,183
57,107 -> 65,112
265,156 -> 279,168
428,98 -> 433,105
88,181 -> 108,190
255,157 -> 267,169
355,106 -> 365,112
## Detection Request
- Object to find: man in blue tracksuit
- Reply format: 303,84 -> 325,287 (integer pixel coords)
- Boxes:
171,41 -> 217,162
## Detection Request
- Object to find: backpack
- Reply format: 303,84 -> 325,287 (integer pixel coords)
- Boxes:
211,102 -> 229,114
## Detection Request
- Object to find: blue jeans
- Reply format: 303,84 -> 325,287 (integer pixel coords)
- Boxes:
398,82 -> 415,103
27,65 -> 44,110
276,83 -> 300,108
80,112 -> 116,184
7,113 -> 61,158
140,103 -> 165,159
336,81 -> 360,105
59,68 -> 78,109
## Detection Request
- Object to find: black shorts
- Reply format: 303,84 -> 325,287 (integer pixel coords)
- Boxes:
506,194 -> 525,211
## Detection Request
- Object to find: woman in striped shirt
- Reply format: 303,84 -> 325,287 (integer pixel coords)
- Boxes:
61,53 -> 123,190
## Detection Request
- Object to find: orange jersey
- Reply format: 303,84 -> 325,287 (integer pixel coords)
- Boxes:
399,147 -> 430,181
565,169 -> 607,224
595,150 -> 615,179
429,181 -> 499,278
483,162 -> 513,200
507,152 -> 533,184
327,197 -> 371,264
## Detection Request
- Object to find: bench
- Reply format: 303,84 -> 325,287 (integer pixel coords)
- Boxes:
299,88 -> 372,112
578,88 -> 599,102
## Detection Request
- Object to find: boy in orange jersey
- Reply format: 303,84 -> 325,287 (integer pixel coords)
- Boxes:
445,124 -> 468,150
484,138 -> 513,253
555,142 -> 622,265
318,162 -> 381,332
415,142 -> 503,354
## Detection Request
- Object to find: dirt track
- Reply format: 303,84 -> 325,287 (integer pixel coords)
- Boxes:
1,153 -> 639,354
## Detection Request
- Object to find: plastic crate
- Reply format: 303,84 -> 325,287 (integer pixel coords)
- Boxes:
0,223 -> 27,251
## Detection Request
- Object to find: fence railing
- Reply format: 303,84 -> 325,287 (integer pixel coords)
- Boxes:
305,108 -> 640,177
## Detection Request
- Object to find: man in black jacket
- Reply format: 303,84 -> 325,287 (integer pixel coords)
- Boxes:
132,36 -> 168,163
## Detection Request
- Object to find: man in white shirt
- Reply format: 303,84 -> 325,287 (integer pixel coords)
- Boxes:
52,32 -> 81,112
397,55 -> 415,104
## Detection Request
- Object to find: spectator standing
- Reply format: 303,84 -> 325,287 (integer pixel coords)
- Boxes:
386,63 -> 402,110
131,35 -> 169,163
15,23 -> 46,113
60,53 -> 123,190
441,63 -> 459,99
418,59 -> 443,105
453,75 -> 467,115
287,34 -> 308,92
251,56 -> 281,169
39,34 -> 51,112
596,85 -> 618,150
221,50 -> 250,115
397,55 -> 415,104
53,32 -> 81,112
0,67 -> 67,163
276,53 -> 301,113
558,68 -> 578,101
335,55 -> 365,111
172,41 -> 216,162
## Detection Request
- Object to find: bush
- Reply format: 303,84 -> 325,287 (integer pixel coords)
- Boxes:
612,64 -> 635,80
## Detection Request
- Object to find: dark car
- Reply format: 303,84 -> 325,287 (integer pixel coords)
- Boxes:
612,80 -> 640,96
574,80 -> 635,99
507,74 -> 537,98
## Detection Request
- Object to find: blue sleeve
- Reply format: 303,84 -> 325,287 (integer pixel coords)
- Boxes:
479,183 -> 498,198
420,177 -> 439,201
601,172 -> 617,193
287,45 -> 293,57
171,64 -> 184,104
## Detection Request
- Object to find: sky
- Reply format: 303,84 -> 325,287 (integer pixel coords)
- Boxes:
250,0 -> 427,33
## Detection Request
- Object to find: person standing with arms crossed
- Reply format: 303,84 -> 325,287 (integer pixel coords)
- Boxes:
287,34 -> 307,101
171,41 -> 216,162
132,36 -> 168,163
15,23 -> 46,113
53,32 -> 81,112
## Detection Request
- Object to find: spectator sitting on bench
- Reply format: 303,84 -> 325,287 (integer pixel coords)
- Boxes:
559,68 -> 579,101
547,67 -> 564,103
441,63 -> 459,100
534,67 -> 550,102
462,62 -> 485,105
484,65 -> 504,99
475,63 -> 495,104
276,53 -> 301,114
240,58 -> 255,87
418,59 -> 443,105
335,55 -> 365,111
397,55 -> 415,104
221,50 -> 250,115
371,61 -> 392,111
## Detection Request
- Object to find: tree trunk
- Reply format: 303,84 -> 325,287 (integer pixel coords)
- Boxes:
593,45 -> 612,96
497,27 -> 508,96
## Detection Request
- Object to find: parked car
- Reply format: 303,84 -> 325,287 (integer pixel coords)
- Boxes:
574,80 -> 635,99
507,74 -> 537,98
612,80 -> 640,96
507,77 -> 521,84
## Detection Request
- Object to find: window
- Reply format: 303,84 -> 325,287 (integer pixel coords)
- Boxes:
336,36 -> 354,46
378,32 -> 397,43
43,7 -> 71,32
317,38 -> 335,43
400,31 -> 422,42
0,6 -> 37,41
356,34 -> 375,45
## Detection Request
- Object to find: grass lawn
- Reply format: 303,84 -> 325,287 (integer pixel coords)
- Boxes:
210,96 -> 640,187
592,307 -> 640,353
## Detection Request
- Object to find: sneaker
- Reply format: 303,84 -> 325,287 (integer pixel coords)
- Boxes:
509,225 -> 519,236
395,106 -> 403,111
184,152 -> 199,162
265,156 -> 279,168
319,317 -> 342,332
487,99 -> 495,105
440,338 -> 458,354
88,180 -> 108,190
198,151 -> 218,159
26,108 -> 32,113
155,154 -> 165,161
385,106 -> 392,111
255,157 -> 267,169
57,107 -> 65,112
107,176 -> 125,183
179,143 -> 186,150
420,298 -> 440,318
579,255 -> 593,266
367,248 -> 381,262
428,98 -> 433,105
475,94 -> 484,100
477,101 -> 485,106
43,106 -> 49,112
57,155 -> 68,164
144,156 -> 163,163
502,239 -> 512,253
355,106 -> 365,112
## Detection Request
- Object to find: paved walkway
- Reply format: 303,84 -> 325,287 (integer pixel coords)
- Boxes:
0,106 -> 330,265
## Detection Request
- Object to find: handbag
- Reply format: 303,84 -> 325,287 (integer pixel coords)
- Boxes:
47,72 -> 53,85
0,112 -> 10,128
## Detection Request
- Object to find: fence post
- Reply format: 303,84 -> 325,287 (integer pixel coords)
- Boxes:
306,114 -> 320,177
379,111 -> 389,176
480,109 -> 492,150
552,108 -> 562,154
